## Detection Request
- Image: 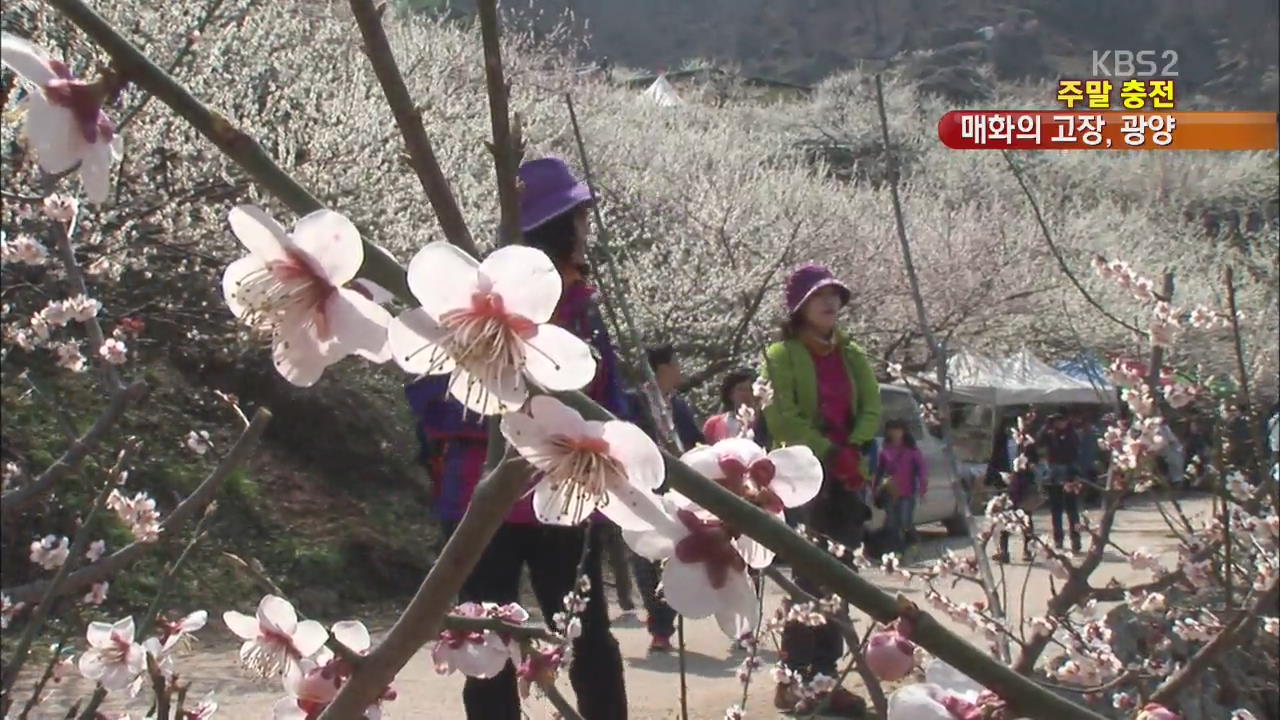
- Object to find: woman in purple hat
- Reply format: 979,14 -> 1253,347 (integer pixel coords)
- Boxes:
761,263 -> 881,716
436,157 -> 629,720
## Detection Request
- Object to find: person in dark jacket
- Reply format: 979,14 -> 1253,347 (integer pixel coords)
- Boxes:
1037,412 -> 1082,552
622,344 -> 703,652
413,157 -> 630,720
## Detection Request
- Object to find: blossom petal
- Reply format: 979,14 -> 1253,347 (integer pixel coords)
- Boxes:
1,34 -> 58,86
520,324 -> 596,392
179,610 -> 209,634
766,445 -> 824,507
326,288 -> 392,363
480,245 -> 561,324
222,255 -> 265,320
735,534 -> 776,569
599,483 -> 668,531
272,323 -> 329,387
331,620 -> 370,653
78,138 -> 114,203
622,527 -> 678,561
290,209 -> 363,285
77,649 -> 105,680
292,619 -> 328,658
272,697 -> 308,720
228,205 -> 291,264
680,445 -> 726,480
453,635 -> 511,678
714,571 -> 761,639
258,595 -> 299,636
527,395 -> 590,436
223,611 -> 259,641
661,559 -> 719,618
531,478 -> 591,527
406,242 -> 479,319
886,684 -> 954,720
450,365 -> 525,416
86,620 -> 114,648
499,413 -> 552,470
601,420 -> 665,492
387,308 -> 455,375
99,655 -> 141,690
112,616 -> 137,643
24,95 -> 82,174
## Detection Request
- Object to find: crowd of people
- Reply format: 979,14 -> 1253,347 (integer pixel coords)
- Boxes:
403,156 -> 895,718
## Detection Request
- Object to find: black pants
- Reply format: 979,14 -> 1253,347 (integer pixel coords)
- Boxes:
780,481 -> 865,679
628,551 -> 676,638
444,521 -> 627,720
998,515 -> 1035,557
1046,484 -> 1081,550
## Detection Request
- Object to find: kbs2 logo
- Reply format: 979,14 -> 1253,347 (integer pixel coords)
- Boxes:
1091,50 -> 1179,78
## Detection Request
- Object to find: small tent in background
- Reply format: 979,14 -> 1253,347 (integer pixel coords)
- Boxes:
641,75 -> 682,107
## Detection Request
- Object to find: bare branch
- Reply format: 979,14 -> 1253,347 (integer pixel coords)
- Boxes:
1,381 -> 146,519
347,0 -> 479,258
3,409 -> 271,605
476,0 -> 523,246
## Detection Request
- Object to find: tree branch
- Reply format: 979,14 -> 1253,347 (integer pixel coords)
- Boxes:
476,0 -> 523,246
44,0 -> 412,302
2,408 -> 271,605
318,456 -> 529,718
1000,151 -> 1142,336
1148,577 -> 1279,705
1,381 -> 146,519
347,0 -> 479,258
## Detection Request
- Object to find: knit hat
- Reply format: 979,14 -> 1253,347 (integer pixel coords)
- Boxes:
784,263 -> 851,315
517,157 -> 593,233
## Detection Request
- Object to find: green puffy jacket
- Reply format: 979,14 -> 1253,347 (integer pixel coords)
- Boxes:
760,335 -> 882,460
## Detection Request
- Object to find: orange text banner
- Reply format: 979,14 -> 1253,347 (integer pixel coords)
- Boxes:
938,111 -> 1277,150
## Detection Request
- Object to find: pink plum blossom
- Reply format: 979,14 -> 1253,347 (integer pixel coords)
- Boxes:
886,659 -> 985,720
865,630 -> 916,681
678,438 -> 821,567
82,581 -> 109,606
86,539 -> 106,562
78,616 -> 145,690
274,620 -> 390,720
106,490 -> 162,542
2,594 -> 24,629
30,534 -> 70,570
221,206 -> 393,387
1,234 -> 48,265
515,644 -> 564,699
1136,703 -> 1181,720
0,35 -> 121,202
500,395 -> 665,529
388,242 -> 595,415
431,602 -> 513,678
223,595 -> 328,677
99,338 -> 128,364
622,498 -> 759,638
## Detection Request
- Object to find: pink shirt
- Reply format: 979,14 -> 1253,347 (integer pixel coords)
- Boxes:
879,443 -> 926,497
810,348 -> 853,446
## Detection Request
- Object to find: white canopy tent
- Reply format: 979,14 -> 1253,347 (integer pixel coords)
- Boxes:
947,349 -> 1115,407
640,75 -> 683,107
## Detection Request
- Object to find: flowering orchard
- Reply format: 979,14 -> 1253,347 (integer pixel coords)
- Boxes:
1,0 -> 1278,719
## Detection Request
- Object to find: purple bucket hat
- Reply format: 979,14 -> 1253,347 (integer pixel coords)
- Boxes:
517,157 -> 593,233
785,263 -> 851,315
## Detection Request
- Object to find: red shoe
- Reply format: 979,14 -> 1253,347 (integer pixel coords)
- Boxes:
648,634 -> 673,653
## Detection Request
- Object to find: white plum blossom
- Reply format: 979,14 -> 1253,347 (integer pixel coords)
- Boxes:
221,206 -> 393,387
86,539 -> 106,562
431,602 -> 517,678
107,490 -> 162,542
66,294 -> 102,322
886,659 -> 984,720
274,620 -> 391,720
78,616 -> 145,690
30,534 -> 70,570
678,438 -> 822,568
0,35 -> 122,203
2,594 -> 24,629
388,242 -> 596,415
186,430 -> 212,455
622,496 -> 760,639
41,300 -> 71,327
500,395 -> 665,529
53,340 -> 87,372
223,595 -> 328,677
1,233 -> 48,265
99,338 -> 128,364
83,581 -> 109,606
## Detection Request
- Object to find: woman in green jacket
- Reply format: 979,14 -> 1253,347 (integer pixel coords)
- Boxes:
762,263 -> 881,717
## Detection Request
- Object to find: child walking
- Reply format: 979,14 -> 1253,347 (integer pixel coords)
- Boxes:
876,419 -> 926,554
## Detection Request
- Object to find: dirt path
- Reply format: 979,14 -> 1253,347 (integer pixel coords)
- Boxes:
19,496 -> 1211,719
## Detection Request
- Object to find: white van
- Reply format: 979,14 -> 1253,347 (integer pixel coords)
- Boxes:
865,384 -> 967,536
